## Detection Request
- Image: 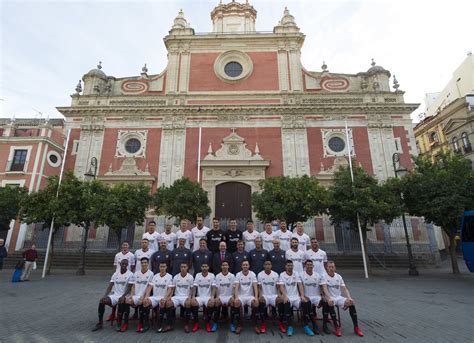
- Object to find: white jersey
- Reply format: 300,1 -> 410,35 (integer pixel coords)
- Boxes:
243,230 -> 260,252
257,270 -> 279,296
292,232 -> 311,252
325,273 -> 345,298
161,231 -> 177,251
215,272 -> 235,297
176,230 -> 193,250
304,249 -> 328,276
193,272 -> 216,297
191,226 -> 211,252
172,272 -> 194,297
131,269 -> 154,297
260,231 -> 276,251
142,231 -> 161,251
300,271 -> 326,297
278,272 -> 301,298
275,230 -> 292,251
134,249 -> 154,269
234,271 -> 257,297
149,273 -> 173,298
114,251 -> 136,271
110,270 -> 134,296
285,249 -> 305,275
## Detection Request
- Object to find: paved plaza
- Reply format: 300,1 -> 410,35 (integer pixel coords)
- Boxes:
0,260 -> 473,343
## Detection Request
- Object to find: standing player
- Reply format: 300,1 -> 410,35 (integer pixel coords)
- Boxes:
114,241 -> 136,272
242,220 -> 260,252
257,259 -> 280,334
268,239 -> 286,274
322,261 -> 364,337
135,239 -> 153,269
161,221 -> 177,251
224,219 -> 243,254
191,216 -> 210,252
191,263 -> 217,332
206,218 -> 225,254
275,219 -> 292,251
176,219 -> 194,250
232,240 -> 250,274
304,238 -> 328,276
300,259 -> 328,336
261,221 -> 276,251
277,260 -> 304,336
192,239 -> 213,277
285,238 -> 305,276
142,221 -> 161,252
231,260 -> 259,334
292,222 -> 311,252
169,262 -> 195,333
143,262 -> 174,333
92,259 -> 133,332
249,237 -> 268,275
214,260 -> 235,325
171,238 -> 192,276
126,257 -> 154,332
150,240 -> 172,274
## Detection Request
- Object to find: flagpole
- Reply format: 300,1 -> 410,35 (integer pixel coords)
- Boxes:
197,126 -> 202,183
345,121 -> 369,279
42,129 -> 71,278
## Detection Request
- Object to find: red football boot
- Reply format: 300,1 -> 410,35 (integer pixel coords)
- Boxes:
136,323 -> 143,333
205,322 -> 212,332
335,326 -> 342,337
278,321 -> 286,333
192,322 -> 199,332
119,323 -> 128,332
354,326 -> 364,337
260,322 -> 267,333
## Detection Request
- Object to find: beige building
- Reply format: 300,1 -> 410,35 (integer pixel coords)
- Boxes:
414,53 -> 474,165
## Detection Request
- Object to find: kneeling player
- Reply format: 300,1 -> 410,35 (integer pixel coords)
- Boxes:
170,262 -> 195,333
257,259 -> 280,334
322,261 -> 364,337
300,259 -> 327,336
192,263 -> 217,332
214,260 -> 235,327
126,257 -> 154,332
277,260 -> 304,336
92,259 -> 133,332
143,262 -> 174,333
231,260 -> 259,334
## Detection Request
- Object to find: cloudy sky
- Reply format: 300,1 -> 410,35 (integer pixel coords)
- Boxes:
1,0 -> 472,122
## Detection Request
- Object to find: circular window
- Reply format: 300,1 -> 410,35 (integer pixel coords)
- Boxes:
125,138 -> 141,154
49,154 -> 58,164
224,62 -> 243,78
328,137 -> 346,153
47,151 -> 62,167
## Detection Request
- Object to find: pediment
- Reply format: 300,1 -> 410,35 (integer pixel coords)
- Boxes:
443,118 -> 467,134
204,128 -> 264,161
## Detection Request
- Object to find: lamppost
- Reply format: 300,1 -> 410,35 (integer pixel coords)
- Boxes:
78,157 -> 98,275
392,153 -> 419,276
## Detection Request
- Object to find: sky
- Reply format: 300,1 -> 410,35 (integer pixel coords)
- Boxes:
1,0 -> 473,123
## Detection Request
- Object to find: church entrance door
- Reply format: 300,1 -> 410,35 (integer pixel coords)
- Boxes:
215,182 -> 252,220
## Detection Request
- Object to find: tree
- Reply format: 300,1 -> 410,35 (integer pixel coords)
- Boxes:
96,182 -> 152,249
402,152 -> 474,274
0,185 -> 27,233
251,175 -> 329,230
328,166 -> 403,273
153,177 -> 211,222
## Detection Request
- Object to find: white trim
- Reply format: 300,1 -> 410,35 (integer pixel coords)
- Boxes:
5,145 -> 33,173
46,150 -> 62,168
72,140 -> 79,156
36,143 -> 49,191
28,142 -> 42,191
1,179 -> 26,187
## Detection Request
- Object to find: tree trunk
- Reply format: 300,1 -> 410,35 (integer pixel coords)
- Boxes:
77,222 -> 89,275
116,228 -> 122,250
361,229 -> 372,275
448,232 -> 460,274
46,230 -> 56,275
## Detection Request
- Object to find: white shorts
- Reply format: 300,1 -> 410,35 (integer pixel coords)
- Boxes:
149,295 -> 164,308
262,295 -> 278,307
308,295 -> 322,306
332,296 -> 347,308
238,296 -> 254,307
196,296 -> 211,307
109,294 -> 122,306
171,296 -> 188,308
219,295 -> 232,306
126,295 -> 143,306
288,297 -> 301,309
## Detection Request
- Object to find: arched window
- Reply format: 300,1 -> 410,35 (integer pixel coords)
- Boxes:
429,131 -> 439,143
452,137 -> 459,152
461,132 -> 470,147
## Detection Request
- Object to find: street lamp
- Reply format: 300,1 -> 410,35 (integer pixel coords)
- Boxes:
84,157 -> 98,180
392,153 -> 419,276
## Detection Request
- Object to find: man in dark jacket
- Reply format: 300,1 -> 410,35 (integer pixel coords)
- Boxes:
212,241 -> 233,274
192,239 -> 213,276
232,240 -> 250,274
150,240 -> 172,274
224,219 -> 242,253
0,239 -> 7,270
171,238 -> 192,276
206,218 -> 225,254
268,239 -> 286,274
249,237 -> 268,275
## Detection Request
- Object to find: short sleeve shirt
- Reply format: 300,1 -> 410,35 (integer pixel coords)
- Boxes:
149,273 -> 173,298
275,230 -> 293,251
215,272 -> 236,297
234,271 -> 257,297
110,270 -> 134,296
142,231 -> 161,251
325,272 -> 345,298
285,249 -> 305,276
134,249 -> 154,269
278,271 -> 301,298
304,249 -> 328,276
292,232 -> 311,252
160,232 -> 177,251
114,252 -> 136,272
131,270 -> 154,297
176,230 -> 194,250
171,273 -> 194,297
242,231 -> 260,252
260,231 -> 277,251
193,272 -> 216,297
300,271 -> 326,297
257,270 -> 279,296
191,226 -> 210,252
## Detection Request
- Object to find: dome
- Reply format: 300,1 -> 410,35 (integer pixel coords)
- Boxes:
367,59 -> 390,77
84,62 -> 107,80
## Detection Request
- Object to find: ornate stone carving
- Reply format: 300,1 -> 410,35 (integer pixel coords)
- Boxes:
105,157 -> 151,176
204,128 -> 263,161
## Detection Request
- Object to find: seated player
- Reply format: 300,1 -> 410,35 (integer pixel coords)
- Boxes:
191,263 -> 217,332
299,259 -> 327,336
170,262 -> 195,333
126,257 -> 154,332
142,262 -> 174,333
92,259 -> 133,332
322,261 -> 364,337
257,259 -> 280,334
277,260 -> 304,336
230,260 -> 259,334
214,260 -> 235,324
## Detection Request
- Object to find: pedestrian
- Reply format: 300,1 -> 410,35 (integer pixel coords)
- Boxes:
21,244 -> 38,281
12,259 -> 24,283
0,238 -> 7,270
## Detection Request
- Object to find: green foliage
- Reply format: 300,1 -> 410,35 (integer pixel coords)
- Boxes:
0,185 -> 27,231
403,152 -> 474,233
251,175 -> 329,228
328,166 -> 403,231
153,178 -> 211,221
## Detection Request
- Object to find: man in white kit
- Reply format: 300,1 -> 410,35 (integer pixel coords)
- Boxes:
285,238 -> 305,276
277,260 -> 304,336
160,221 -> 177,251
260,221 -> 276,251
191,216 -> 210,252
242,220 -> 260,252
292,222 -> 311,251
257,259 -> 280,334
275,219 -> 292,251
304,238 -> 328,276
142,221 -> 161,251
176,218 -> 194,250
214,260 -> 235,324
170,262 -> 194,333
191,262 -> 217,332
134,239 -> 153,269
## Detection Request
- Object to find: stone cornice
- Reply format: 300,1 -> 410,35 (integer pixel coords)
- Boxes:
0,136 -> 65,151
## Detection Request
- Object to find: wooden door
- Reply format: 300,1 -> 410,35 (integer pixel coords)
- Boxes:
215,182 -> 252,220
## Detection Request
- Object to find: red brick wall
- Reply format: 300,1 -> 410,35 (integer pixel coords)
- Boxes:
188,52 -> 279,92
393,126 -> 413,170
64,129 -> 81,172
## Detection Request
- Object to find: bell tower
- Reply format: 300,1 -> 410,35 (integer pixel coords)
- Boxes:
211,1 -> 257,33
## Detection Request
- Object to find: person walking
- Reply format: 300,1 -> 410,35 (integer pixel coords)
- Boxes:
21,244 -> 38,281
0,238 -> 7,271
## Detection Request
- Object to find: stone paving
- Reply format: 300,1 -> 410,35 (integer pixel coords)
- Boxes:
0,259 -> 473,343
